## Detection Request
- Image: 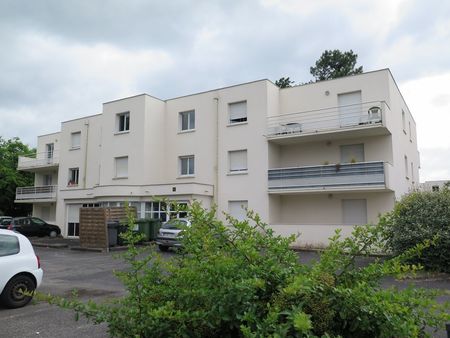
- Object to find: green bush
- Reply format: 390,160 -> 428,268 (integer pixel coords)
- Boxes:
40,202 -> 449,337
381,188 -> 450,272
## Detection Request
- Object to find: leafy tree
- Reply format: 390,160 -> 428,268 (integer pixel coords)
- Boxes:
0,137 -> 34,216
310,49 -> 363,81
275,77 -> 295,88
381,189 -> 450,272
39,203 -> 449,337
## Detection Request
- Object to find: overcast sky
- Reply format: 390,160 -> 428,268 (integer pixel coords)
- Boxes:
0,0 -> 449,181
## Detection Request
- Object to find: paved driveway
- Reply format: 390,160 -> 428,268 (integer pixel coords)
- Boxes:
0,248 -> 448,338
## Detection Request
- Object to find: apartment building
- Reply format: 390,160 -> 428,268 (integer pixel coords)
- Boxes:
420,180 -> 450,192
15,69 -> 419,247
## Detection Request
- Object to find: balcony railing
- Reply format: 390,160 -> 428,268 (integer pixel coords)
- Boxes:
267,101 -> 388,138
15,185 -> 57,201
268,161 -> 386,192
18,151 -> 59,170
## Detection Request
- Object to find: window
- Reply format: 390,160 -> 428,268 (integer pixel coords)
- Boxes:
68,168 -> 79,186
432,185 -> 439,192
115,156 -> 128,178
340,144 -> 364,163
229,101 -> 247,124
71,131 -> 81,149
342,199 -> 367,225
338,91 -> 362,126
144,201 -> 188,222
228,200 -> 248,221
179,110 -> 195,131
0,235 -> 20,257
229,150 -> 248,172
404,155 -> 409,178
402,110 -> 406,132
43,174 -> 52,186
180,155 -> 194,176
117,112 -> 130,132
408,121 -> 412,141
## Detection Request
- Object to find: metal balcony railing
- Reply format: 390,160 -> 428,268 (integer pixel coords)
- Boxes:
268,161 -> 386,191
267,101 -> 388,138
18,151 -> 59,169
15,185 -> 57,200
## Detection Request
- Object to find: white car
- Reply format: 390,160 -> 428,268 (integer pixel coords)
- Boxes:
0,229 -> 43,308
156,218 -> 191,252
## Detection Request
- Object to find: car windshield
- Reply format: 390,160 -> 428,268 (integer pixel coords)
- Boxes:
161,219 -> 187,230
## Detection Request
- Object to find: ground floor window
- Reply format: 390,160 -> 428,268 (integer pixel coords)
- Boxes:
144,201 -> 188,221
68,222 -> 79,237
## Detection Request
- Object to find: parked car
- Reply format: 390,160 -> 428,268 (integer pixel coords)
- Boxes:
156,218 -> 191,252
0,229 -> 43,308
6,217 -> 61,238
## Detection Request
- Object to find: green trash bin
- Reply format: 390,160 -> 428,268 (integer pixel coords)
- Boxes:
135,219 -> 151,241
148,219 -> 161,241
135,219 -> 161,241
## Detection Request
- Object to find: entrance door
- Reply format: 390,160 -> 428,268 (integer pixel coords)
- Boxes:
67,204 -> 82,237
340,144 -> 365,163
338,91 -> 362,127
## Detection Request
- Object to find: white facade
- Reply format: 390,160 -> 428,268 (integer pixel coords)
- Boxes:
420,180 -> 450,192
16,69 -> 420,247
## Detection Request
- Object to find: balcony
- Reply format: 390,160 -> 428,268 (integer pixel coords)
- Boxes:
266,101 -> 390,143
15,185 -> 57,203
268,161 -> 390,194
18,151 -> 59,171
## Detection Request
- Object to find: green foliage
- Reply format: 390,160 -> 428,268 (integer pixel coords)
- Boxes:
0,137 -> 34,216
39,203 -> 449,337
381,188 -> 450,272
310,49 -> 363,81
275,77 -> 295,88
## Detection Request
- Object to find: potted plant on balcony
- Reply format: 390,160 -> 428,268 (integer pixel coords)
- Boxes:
335,163 -> 341,172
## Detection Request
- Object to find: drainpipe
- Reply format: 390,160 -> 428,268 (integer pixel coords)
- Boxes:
83,121 -> 89,189
213,97 -> 219,214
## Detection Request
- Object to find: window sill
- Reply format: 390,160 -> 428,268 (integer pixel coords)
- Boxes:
69,147 -> 80,151
113,176 -> 128,180
67,184 -> 79,188
227,121 -> 248,127
115,131 -> 130,135
178,129 -> 196,134
227,171 -> 248,176
177,175 -> 195,179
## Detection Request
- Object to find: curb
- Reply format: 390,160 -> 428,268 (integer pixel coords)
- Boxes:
32,243 -> 69,249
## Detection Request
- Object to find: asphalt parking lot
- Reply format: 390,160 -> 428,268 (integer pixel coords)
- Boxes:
0,247 -> 449,338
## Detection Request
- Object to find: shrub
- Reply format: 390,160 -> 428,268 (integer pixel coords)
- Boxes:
381,188 -> 450,272
39,202 -> 449,337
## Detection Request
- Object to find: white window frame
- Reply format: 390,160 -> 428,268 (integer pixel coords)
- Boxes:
228,149 -> 248,173
179,155 -> 195,176
116,112 -> 130,133
71,131 -> 81,149
115,156 -> 129,178
404,155 -> 409,179
68,168 -> 79,186
179,110 -> 195,132
228,101 -> 247,124
228,200 -> 248,221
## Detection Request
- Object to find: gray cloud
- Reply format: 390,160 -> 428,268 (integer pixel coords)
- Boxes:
0,1 -> 449,181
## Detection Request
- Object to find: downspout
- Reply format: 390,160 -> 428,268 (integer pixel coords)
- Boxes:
83,121 -> 89,189
213,97 -> 219,214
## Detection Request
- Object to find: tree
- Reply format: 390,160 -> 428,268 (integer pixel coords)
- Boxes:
275,77 -> 295,88
310,49 -> 363,81
0,137 -> 34,216
381,189 -> 450,272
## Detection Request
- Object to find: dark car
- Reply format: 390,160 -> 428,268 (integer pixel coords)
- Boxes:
6,217 -> 61,237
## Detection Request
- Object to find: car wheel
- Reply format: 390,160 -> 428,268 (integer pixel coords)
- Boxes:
0,274 -> 36,308
158,245 -> 169,252
49,230 -> 58,238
